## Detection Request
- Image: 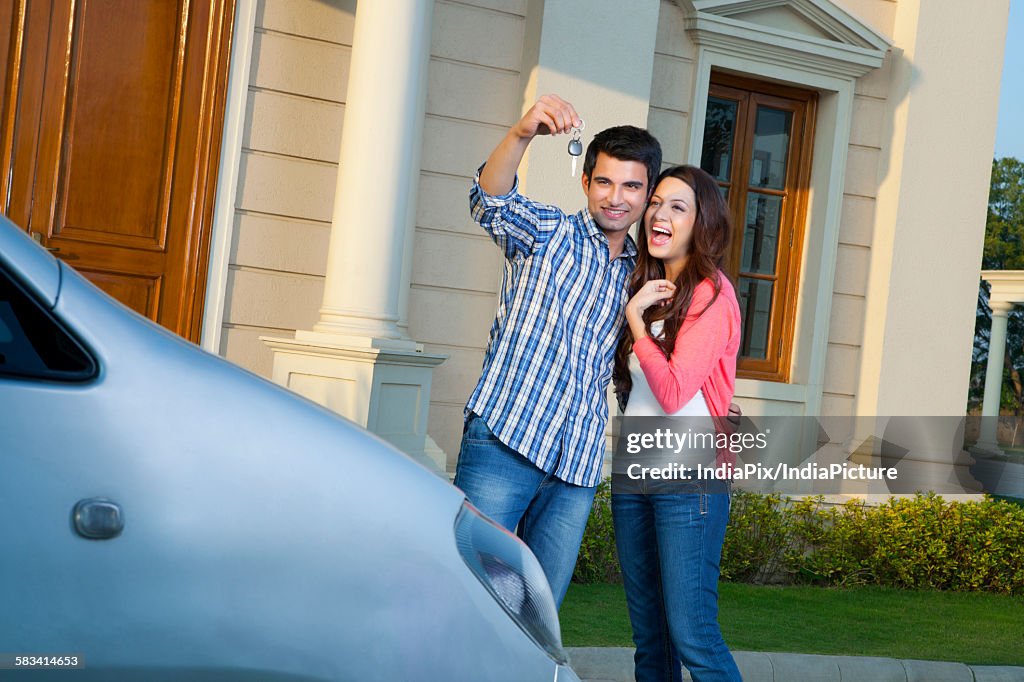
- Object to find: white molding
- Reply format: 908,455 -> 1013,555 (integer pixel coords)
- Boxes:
262,334 -> 447,369
982,270 -> 1024,306
200,0 -> 257,355
735,378 -> 808,403
677,0 -> 889,81
799,85 -> 853,418
687,18 -> 882,79
693,0 -> 890,51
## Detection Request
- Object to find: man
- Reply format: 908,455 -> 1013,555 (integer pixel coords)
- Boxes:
454,94 -> 662,606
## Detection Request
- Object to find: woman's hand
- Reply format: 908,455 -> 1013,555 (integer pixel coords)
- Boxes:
626,279 -> 676,340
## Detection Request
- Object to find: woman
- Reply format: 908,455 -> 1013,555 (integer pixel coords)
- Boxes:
612,165 -> 742,682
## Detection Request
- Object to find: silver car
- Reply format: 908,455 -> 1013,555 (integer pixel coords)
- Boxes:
0,217 -> 580,681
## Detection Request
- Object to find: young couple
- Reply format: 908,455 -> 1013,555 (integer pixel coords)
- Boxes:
454,94 -> 742,682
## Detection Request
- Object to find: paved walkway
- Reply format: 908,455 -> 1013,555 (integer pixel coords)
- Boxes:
567,648 -> 1024,681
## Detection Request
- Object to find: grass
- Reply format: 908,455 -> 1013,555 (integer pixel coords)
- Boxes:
560,582 -> 1024,666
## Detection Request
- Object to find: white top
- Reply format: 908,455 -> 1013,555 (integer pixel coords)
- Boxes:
623,322 -> 713,421
620,322 -> 717,470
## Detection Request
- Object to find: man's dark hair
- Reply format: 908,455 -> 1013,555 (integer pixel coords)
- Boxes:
582,125 -> 663,193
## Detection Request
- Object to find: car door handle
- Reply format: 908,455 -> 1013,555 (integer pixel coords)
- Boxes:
73,498 -> 124,540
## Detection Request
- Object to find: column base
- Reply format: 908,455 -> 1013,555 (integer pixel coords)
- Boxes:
295,328 -> 421,352
262,331 -> 447,475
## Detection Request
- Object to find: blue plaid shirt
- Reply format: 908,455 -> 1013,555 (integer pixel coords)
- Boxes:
465,171 -> 637,487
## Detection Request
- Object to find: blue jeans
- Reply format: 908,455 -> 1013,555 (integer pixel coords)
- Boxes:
613,486 -> 741,682
453,413 -> 597,607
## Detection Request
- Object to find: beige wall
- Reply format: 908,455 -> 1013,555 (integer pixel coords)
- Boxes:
856,0 -> 1009,416
410,1 -> 528,463
219,0 -> 1006,467
221,0 -> 529,463
647,0 -> 1005,421
220,0 -> 352,377
647,0 -> 901,421
415,0 -> 659,462
649,0 -> 699,167
821,44 -> 893,419
514,0 -> 660,205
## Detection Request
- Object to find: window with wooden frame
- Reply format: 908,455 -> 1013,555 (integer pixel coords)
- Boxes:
700,72 -> 817,383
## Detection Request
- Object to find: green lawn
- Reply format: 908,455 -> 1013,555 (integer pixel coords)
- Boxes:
560,583 -> 1024,666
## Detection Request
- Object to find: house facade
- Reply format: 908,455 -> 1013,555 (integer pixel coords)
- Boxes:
2,0 -> 1010,475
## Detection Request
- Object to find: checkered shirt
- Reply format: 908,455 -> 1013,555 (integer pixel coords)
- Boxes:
464,171 -> 637,487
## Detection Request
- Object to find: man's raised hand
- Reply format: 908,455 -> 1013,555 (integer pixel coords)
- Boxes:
513,94 -> 583,140
479,94 -> 582,196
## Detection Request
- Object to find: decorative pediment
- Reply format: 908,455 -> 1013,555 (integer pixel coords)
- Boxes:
675,0 -> 891,79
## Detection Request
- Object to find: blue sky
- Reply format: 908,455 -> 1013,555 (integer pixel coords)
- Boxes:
995,0 -> 1023,160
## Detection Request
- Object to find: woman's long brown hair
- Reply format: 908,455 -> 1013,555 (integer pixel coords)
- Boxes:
613,165 -> 733,407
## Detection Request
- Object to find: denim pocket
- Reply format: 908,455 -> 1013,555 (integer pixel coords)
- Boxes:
465,413 -> 501,443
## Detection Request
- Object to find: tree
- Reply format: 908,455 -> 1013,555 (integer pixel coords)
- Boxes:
970,157 -> 1024,414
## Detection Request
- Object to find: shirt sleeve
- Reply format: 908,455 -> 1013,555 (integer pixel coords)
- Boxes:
632,280 -> 732,414
469,165 -> 566,261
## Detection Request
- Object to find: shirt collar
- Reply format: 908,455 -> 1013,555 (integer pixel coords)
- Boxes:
620,233 -> 638,260
576,209 -> 638,261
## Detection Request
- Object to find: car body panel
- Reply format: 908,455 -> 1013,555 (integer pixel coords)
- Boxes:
0,218 -> 563,681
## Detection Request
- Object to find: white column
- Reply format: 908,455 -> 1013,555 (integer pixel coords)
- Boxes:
976,300 -> 1013,452
310,0 -> 432,346
263,0 -> 445,471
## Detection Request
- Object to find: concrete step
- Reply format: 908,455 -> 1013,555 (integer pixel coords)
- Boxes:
566,648 -> 1024,682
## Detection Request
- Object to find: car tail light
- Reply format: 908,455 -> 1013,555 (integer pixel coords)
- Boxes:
454,500 -> 567,664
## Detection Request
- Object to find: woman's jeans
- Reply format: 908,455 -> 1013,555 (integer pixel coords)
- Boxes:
613,484 -> 742,682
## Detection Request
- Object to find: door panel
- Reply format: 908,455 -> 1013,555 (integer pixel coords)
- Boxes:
1,0 -> 235,342
53,0 -> 181,248
77,269 -> 162,320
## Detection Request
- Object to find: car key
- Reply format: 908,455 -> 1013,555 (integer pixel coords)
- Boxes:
568,121 -> 584,177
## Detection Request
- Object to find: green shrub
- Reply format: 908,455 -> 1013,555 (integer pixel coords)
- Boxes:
785,496 -> 875,586
571,480 -> 1024,595
573,478 -> 621,584
785,494 -> 1024,594
719,491 -> 789,583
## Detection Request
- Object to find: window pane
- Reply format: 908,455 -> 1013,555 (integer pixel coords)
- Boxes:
701,97 -> 738,182
0,269 -> 95,381
738,278 -> 773,360
749,107 -> 792,190
741,193 -> 782,275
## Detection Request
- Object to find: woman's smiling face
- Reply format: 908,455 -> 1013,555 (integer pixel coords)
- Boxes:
645,176 -> 698,274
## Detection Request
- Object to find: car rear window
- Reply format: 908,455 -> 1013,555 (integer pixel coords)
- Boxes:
0,267 -> 95,382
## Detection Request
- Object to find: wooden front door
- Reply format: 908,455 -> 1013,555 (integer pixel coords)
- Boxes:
0,0 -> 235,342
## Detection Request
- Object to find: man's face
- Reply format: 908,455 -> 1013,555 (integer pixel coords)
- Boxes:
582,152 -> 650,236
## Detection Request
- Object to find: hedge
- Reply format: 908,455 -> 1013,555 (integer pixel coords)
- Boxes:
572,484 -> 1024,595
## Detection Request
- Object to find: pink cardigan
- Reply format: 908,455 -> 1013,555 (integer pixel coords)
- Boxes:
632,272 -> 741,418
